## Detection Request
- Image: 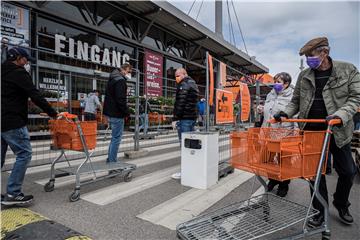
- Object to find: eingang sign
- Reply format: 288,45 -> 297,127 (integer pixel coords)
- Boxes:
55,34 -> 130,68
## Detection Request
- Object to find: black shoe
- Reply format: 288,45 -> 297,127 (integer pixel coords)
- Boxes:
2,193 -> 34,206
326,168 -> 332,175
333,201 -> 354,225
1,194 -> 4,202
307,214 -> 324,228
267,180 -> 278,192
276,186 -> 289,197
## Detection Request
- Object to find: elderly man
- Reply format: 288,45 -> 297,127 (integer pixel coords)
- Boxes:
274,37 -> 360,226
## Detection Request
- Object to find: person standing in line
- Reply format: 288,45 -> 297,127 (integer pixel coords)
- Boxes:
139,96 -> 152,134
171,68 -> 199,179
103,63 -> 132,163
1,47 -> 57,205
84,90 -> 102,121
197,98 -> 206,127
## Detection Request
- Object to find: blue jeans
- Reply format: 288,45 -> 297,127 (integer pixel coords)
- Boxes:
176,120 -> 196,142
355,121 -> 360,131
1,127 -> 32,196
139,113 -> 149,133
107,117 -> 124,162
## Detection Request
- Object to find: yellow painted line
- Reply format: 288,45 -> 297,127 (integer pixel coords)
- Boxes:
1,208 -> 46,238
66,236 -> 92,240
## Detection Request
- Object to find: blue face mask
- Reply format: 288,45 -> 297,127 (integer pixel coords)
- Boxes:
273,83 -> 283,93
306,56 -> 322,69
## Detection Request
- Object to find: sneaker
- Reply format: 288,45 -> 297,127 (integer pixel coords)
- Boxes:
267,180 -> 278,192
276,186 -> 289,197
2,193 -> 34,206
171,172 -> 181,180
307,214 -> 324,228
333,201 -> 354,225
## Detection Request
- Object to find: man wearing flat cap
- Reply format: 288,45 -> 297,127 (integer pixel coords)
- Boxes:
274,37 -> 360,227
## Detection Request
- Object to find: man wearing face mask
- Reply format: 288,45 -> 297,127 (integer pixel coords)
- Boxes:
1,47 -> 57,206
262,72 -> 296,197
171,68 -> 199,180
274,37 -> 360,226
103,63 -> 132,163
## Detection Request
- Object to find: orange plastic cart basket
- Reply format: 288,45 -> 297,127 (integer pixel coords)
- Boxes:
230,119 -> 338,181
49,117 -> 97,151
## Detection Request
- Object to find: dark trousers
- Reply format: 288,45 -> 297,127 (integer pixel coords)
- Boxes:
310,136 -> 356,215
84,113 -> 96,121
269,179 -> 290,188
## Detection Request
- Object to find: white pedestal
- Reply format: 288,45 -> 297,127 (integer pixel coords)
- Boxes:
181,132 -> 219,189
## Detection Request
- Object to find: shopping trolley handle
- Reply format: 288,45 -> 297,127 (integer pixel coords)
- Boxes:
268,118 -> 342,126
57,112 -> 78,120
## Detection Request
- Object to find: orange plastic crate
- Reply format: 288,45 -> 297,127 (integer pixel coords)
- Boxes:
49,119 -> 97,151
231,128 -> 328,181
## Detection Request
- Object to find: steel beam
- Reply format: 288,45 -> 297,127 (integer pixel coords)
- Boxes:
139,8 -> 162,43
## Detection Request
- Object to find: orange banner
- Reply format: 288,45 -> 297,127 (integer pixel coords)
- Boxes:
215,89 -> 234,124
208,54 -> 214,106
239,83 -> 250,121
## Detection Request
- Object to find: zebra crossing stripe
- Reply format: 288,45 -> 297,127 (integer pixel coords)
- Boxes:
81,165 -> 180,205
137,170 -> 253,230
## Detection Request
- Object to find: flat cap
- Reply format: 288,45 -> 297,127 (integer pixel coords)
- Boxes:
299,37 -> 329,56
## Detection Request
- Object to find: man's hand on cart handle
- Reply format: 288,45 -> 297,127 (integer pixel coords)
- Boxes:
273,111 -> 288,122
326,115 -> 343,126
40,112 -> 59,119
56,112 -> 78,120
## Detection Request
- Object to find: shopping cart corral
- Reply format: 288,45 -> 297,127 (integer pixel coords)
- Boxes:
177,119 -> 341,240
43,112 -> 136,202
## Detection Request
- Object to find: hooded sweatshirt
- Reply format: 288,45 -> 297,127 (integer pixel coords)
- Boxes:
103,69 -> 129,118
1,61 -> 57,132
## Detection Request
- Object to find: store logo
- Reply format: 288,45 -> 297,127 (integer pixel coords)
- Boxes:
55,34 -> 130,68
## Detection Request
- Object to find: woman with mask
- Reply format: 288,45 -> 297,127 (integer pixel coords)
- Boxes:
262,72 -> 295,197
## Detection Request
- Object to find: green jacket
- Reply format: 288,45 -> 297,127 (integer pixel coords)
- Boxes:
284,60 -> 360,148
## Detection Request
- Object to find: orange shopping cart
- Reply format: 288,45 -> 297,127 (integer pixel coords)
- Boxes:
44,112 -> 136,202
177,118 -> 341,240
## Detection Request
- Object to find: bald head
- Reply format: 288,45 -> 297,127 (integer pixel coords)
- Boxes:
175,68 -> 188,83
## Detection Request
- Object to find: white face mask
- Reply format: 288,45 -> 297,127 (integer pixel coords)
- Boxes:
24,63 -> 31,73
126,73 -> 132,80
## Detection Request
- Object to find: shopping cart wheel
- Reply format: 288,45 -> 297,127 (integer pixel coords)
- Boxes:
44,181 -> 55,192
124,171 -> 133,182
69,190 -> 80,202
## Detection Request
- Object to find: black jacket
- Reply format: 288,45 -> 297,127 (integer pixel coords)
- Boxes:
103,69 -> 129,118
173,76 -> 199,121
1,61 -> 57,132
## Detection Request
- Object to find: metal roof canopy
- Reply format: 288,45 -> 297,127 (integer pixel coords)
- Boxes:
125,1 -> 268,74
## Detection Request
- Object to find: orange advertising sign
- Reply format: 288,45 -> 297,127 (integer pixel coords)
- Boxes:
216,89 -> 234,124
239,83 -> 251,121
